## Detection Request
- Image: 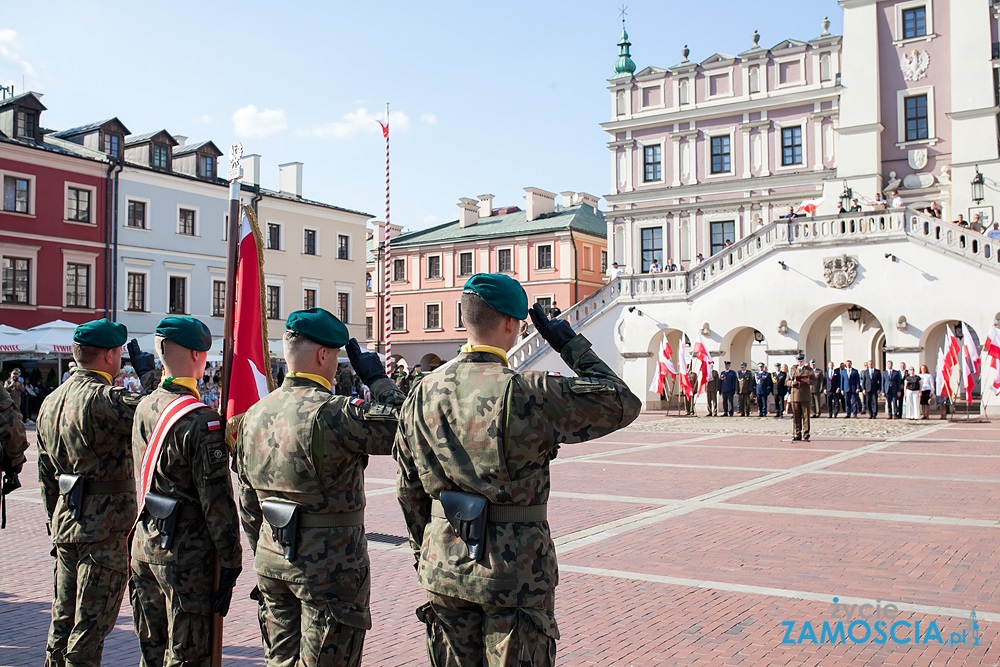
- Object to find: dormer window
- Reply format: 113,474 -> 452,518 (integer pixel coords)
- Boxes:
104,134 -> 121,158
15,110 -> 35,140
152,144 -> 170,170
200,155 -> 215,178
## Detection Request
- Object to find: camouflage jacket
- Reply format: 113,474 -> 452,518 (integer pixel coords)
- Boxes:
236,375 -> 403,627
0,384 -> 27,467
132,384 -> 242,569
36,369 -> 150,569
393,334 -> 641,608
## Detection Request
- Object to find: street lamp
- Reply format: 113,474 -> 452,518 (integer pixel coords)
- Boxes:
847,304 -> 862,322
971,166 -> 985,205
954,321 -> 964,340
840,180 -> 853,211
753,330 -> 764,343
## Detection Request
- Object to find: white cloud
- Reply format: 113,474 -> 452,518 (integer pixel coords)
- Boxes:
232,104 -> 287,139
0,29 -> 39,87
420,113 -> 438,125
296,108 -> 410,139
196,114 -> 215,124
419,214 -> 440,225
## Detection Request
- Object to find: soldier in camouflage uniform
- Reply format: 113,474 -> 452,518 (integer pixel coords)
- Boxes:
336,364 -> 354,396
36,319 -> 156,667
394,273 -> 641,666
0,382 -> 28,523
237,308 -> 404,667
130,316 -> 242,667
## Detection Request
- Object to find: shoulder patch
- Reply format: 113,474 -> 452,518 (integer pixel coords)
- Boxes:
207,419 -> 221,431
364,403 -> 398,421
568,377 -> 613,394
351,398 -> 364,406
547,372 -> 562,377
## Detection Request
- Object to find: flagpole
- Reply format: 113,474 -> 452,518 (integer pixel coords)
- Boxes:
382,102 -> 392,375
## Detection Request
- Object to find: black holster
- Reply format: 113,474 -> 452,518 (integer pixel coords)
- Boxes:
58,474 -> 84,521
145,492 -> 179,550
262,500 -> 300,562
439,491 -> 488,561
1,470 -> 20,529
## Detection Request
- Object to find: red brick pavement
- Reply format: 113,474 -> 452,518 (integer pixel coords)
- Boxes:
3,419 -> 999,666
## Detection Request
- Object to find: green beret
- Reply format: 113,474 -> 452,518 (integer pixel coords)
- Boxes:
463,273 -> 528,320
155,316 -> 212,351
73,318 -> 127,348
286,308 -> 349,349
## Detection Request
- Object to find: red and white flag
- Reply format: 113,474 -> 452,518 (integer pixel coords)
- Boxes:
677,339 -> 693,399
935,347 -> 949,398
983,324 -> 1000,396
941,325 -> 961,392
961,325 -> 980,402
796,198 -> 825,215
648,336 -> 677,395
692,334 -> 714,393
225,205 -> 274,439
376,107 -> 389,138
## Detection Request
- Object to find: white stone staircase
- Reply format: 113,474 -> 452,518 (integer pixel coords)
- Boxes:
509,209 -> 1000,370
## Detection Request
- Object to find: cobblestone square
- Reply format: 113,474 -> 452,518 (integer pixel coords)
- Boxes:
2,415 -> 998,666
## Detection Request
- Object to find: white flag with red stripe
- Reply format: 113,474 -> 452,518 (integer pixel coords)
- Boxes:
692,333 -> 714,394
678,339 -> 693,399
961,325 -> 980,402
983,324 -> 1000,396
648,335 -> 677,395
935,347 -> 949,398
941,325 -> 961,393
796,198 -> 825,215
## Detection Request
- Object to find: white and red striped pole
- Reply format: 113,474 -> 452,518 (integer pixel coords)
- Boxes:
381,102 -> 392,375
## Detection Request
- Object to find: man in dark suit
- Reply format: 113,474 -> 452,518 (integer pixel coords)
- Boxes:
772,363 -> 788,419
754,362 -> 773,417
705,367 -> 720,417
809,360 -> 824,417
719,361 -> 737,417
824,362 -> 840,417
840,360 -> 860,418
736,362 -> 755,416
881,360 -> 902,419
861,359 -> 882,419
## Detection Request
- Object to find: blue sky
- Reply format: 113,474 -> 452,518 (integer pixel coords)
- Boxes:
3,1 -> 842,231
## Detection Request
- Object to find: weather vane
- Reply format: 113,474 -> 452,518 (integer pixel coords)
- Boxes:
619,4 -> 628,25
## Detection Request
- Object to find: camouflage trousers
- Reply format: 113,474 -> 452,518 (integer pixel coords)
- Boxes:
45,543 -> 127,667
130,558 -> 214,667
256,575 -> 366,667
417,591 -> 558,667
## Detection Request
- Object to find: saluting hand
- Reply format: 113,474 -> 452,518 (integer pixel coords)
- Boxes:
347,338 -> 387,386
529,303 -> 576,353
126,339 -> 156,378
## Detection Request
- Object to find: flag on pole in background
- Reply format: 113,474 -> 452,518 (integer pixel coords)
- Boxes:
796,198 -> 825,215
936,347 -> 949,398
693,334 -> 714,393
961,324 -> 980,402
678,339 -> 693,399
225,204 -> 275,441
376,108 -> 389,138
983,324 -> 1000,396
648,335 -> 676,395
941,325 -> 961,393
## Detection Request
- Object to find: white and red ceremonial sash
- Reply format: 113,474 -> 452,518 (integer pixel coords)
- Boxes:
135,394 -> 207,519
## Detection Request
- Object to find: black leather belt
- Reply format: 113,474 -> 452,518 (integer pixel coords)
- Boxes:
431,499 -> 547,523
298,509 -> 365,528
84,479 -> 134,494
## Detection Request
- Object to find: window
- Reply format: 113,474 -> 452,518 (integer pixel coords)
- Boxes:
536,244 -> 553,270
710,221 -> 735,256
212,281 -> 225,317
366,317 -> 373,339
679,79 -> 690,105
391,305 -> 405,331
819,54 -> 832,82
304,288 -> 317,309
104,134 -> 121,158
127,273 -> 146,311
337,293 -> 349,323
748,66 -> 760,93
66,187 -> 91,222
456,301 -> 464,329
497,248 -> 512,272
601,250 -> 608,274
426,255 -> 441,279
152,144 -> 169,169
710,136 -> 731,174
178,208 -> 196,235
781,126 -> 803,166
3,176 -> 29,213
267,223 -> 281,250
904,94 -> 929,141
15,111 -> 36,140
616,90 -> 626,116
303,229 -> 317,255
65,263 -> 89,308
458,252 -> 473,276
393,258 -> 405,281
643,145 -> 661,181
168,277 -> 187,314
266,285 -> 281,320
902,6 -> 926,39
337,234 -> 350,259
201,156 -> 214,178
365,273 -> 372,292
2,258 -> 30,304
583,244 -> 593,271
127,200 -> 146,229
425,303 -> 440,330
640,227 -> 662,272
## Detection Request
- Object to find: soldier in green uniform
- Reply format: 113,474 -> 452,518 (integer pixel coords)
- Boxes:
130,316 -> 243,667
36,318 -> 156,667
789,353 -> 813,441
236,308 -> 404,667
394,273 -> 641,666
0,381 -> 28,526
336,364 -> 354,396
395,366 -> 410,395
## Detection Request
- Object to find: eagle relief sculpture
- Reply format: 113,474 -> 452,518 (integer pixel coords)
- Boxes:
900,49 -> 930,82
823,255 -> 859,289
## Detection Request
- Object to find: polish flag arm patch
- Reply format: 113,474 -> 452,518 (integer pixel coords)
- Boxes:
207,420 -> 221,431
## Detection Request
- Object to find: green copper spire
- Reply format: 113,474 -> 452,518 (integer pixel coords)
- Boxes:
612,27 -> 636,80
